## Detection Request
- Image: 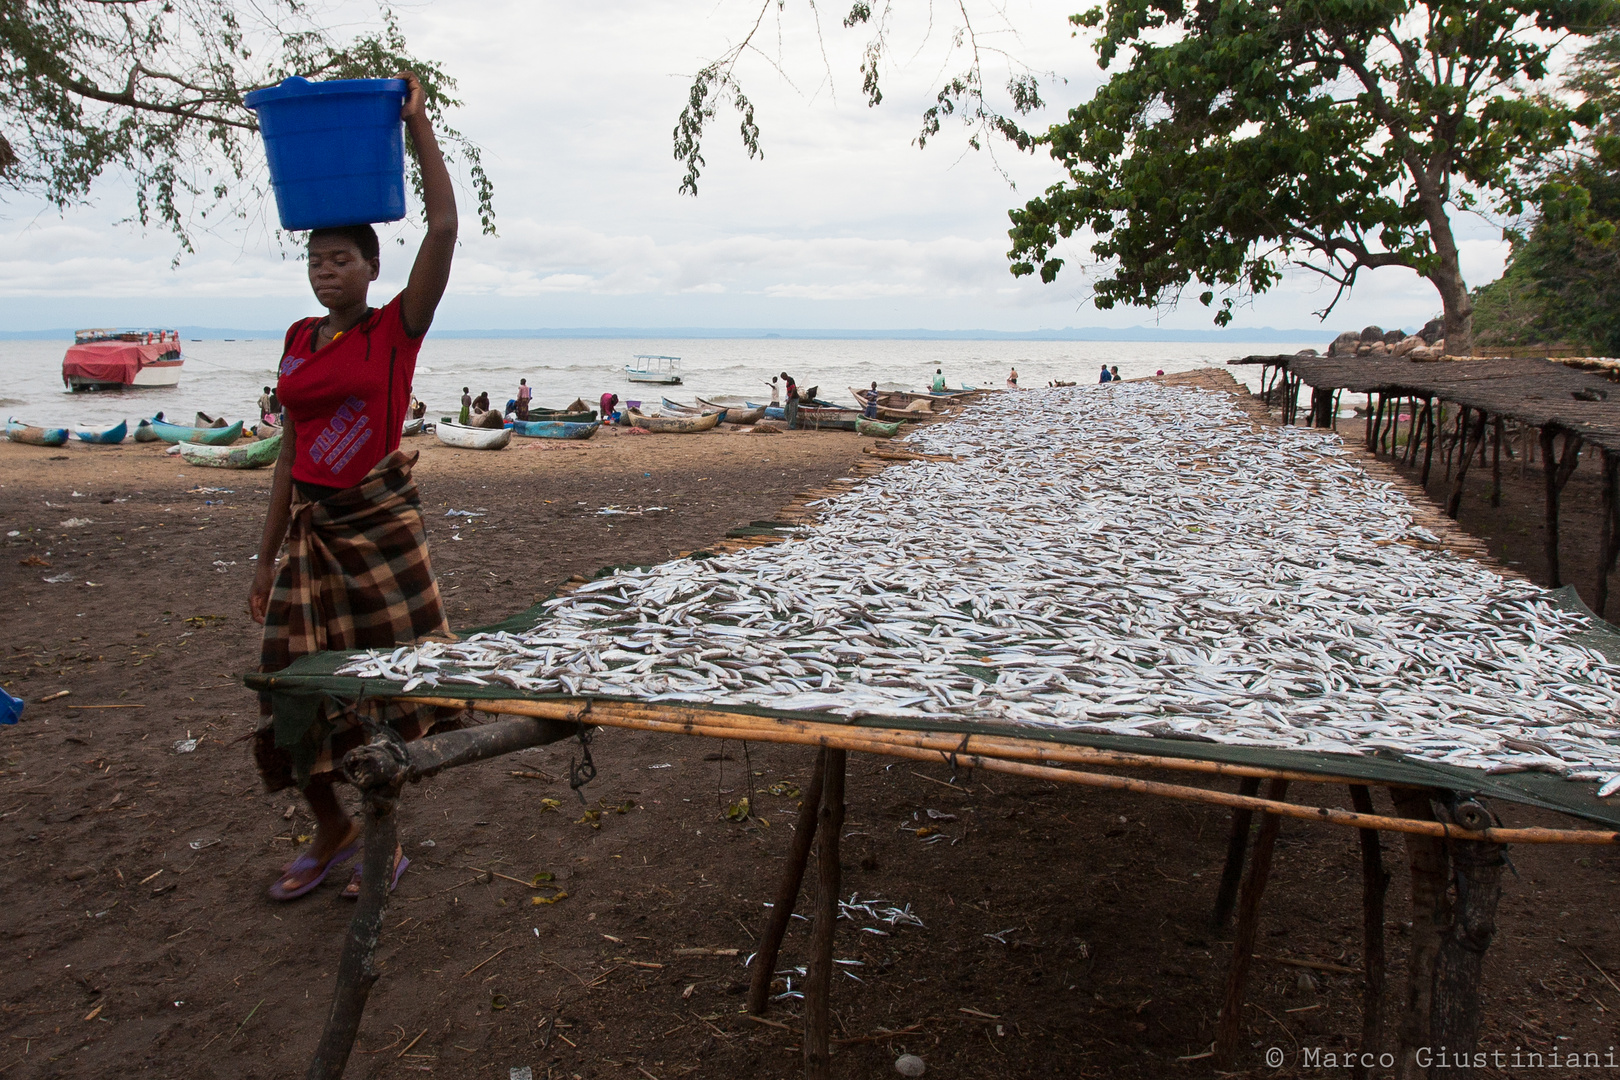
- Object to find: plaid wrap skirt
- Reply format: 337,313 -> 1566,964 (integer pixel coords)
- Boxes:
254,450 -> 453,791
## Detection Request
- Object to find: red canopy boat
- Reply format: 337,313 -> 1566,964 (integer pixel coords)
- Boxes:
62,329 -> 184,391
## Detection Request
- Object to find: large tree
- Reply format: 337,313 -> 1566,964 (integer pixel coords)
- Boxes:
1005,0 -> 1615,355
0,1 -> 495,254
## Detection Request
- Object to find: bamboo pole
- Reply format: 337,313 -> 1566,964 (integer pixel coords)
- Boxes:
1215,778 -> 1288,1068
748,748 -> 827,1016
803,749 -> 846,1080
370,697 -> 1620,845
392,695 -> 1388,788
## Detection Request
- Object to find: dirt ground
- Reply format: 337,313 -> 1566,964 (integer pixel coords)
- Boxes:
2,397 -> 1618,1080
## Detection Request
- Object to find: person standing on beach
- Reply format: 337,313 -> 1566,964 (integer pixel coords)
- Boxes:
459,386 -> 472,424
1007,367 -> 1019,388
768,377 -> 781,405
930,368 -> 946,393
863,381 -> 879,419
1099,364 -> 1111,383
1110,365 -> 1121,383
780,372 -> 799,429
515,378 -> 531,421
258,385 -> 275,420
249,70 -> 457,902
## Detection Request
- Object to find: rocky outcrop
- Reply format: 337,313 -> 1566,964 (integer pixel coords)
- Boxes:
1324,323 -> 1445,359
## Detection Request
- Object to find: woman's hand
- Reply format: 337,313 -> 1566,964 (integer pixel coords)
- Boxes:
396,70 -> 425,122
249,559 -> 277,624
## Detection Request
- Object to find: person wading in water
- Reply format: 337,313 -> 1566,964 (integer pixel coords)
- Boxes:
249,71 -> 457,901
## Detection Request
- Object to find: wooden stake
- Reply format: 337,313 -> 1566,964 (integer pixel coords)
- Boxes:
1597,450 -> 1618,619
1350,785 -> 1389,1079
1210,776 -> 1261,930
1430,839 -> 1507,1076
1214,778 -> 1289,1069
1446,408 -> 1486,519
1490,417 -> 1504,507
803,749 -> 846,1080
1540,426 -> 1585,588
1391,789 -> 1449,1080
1420,399 -> 1438,488
748,747 -> 827,1015
306,776 -> 403,1080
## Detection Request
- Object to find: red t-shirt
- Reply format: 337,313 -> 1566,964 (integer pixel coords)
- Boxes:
277,294 -> 422,490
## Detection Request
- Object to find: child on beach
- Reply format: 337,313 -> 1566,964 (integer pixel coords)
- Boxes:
249,70 -> 458,902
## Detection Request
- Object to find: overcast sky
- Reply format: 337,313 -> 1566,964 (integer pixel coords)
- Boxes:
0,0 -> 1513,334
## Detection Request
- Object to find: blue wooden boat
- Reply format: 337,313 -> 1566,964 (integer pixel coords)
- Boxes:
509,419 -> 600,440
6,418 -> 70,447
146,418 -> 243,445
73,420 -> 128,444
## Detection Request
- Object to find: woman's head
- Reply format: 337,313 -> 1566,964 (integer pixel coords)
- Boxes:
307,225 -> 380,311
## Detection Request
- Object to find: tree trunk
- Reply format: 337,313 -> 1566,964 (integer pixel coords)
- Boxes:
1418,194 -> 1474,356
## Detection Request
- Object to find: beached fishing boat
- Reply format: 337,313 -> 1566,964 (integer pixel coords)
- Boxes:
73,420 -> 129,444
520,410 -> 596,424
660,396 -> 702,415
856,418 -> 902,438
193,412 -> 230,429
625,354 -> 682,385
509,419 -> 600,440
133,419 -> 159,442
627,409 -> 720,434
62,329 -> 184,391
401,416 -> 425,437
6,418 -> 70,447
797,406 -> 862,431
179,433 -> 282,468
145,418 -> 243,445
435,419 -> 513,450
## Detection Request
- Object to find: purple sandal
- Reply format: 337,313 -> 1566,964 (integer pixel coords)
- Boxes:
341,850 -> 410,900
268,839 -> 360,901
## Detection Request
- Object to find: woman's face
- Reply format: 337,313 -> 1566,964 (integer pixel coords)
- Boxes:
307,237 -> 379,311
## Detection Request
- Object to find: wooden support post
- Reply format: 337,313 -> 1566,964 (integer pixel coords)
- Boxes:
1332,389 -> 1343,430
1430,840 -> 1507,1079
1597,450 -> 1620,620
1210,776 -> 1262,930
803,748 -> 846,1080
1540,426 -> 1585,588
1490,417 -> 1504,507
1370,392 -> 1385,452
1349,785 -> 1390,1079
1446,408 -> 1486,519
1404,397 -> 1419,462
748,748 -> 828,1015
1365,392 -> 1376,446
306,775 -> 403,1080
1213,778 -> 1289,1069
1390,789 -> 1449,1080
1420,400 -> 1438,488
1444,406 -> 1462,481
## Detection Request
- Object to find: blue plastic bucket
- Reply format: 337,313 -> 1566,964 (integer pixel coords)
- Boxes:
245,77 -> 408,231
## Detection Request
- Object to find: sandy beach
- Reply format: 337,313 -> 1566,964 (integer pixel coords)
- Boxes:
2,391 -> 1617,1080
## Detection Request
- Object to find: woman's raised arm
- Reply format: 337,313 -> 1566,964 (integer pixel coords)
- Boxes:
397,70 -> 458,339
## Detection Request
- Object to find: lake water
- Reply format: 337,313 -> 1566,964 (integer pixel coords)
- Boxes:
0,336 -> 1306,428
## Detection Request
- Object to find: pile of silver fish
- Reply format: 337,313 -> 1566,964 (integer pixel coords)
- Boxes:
337,383 -> 1620,797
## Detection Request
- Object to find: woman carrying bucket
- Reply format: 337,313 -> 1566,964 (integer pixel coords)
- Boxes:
248,71 -> 457,901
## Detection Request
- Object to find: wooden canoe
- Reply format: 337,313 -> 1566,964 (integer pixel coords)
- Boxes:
660,397 -> 703,415
510,419 -> 600,440
180,433 -> 282,468
146,418 -> 243,445
133,419 -> 160,442
628,409 -> 720,434
526,409 -> 597,423
436,420 -> 513,450
6,418 -> 70,447
73,420 -> 129,444
401,416 -> 425,437
797,406 -> 862,431
856,418 -> 902,437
